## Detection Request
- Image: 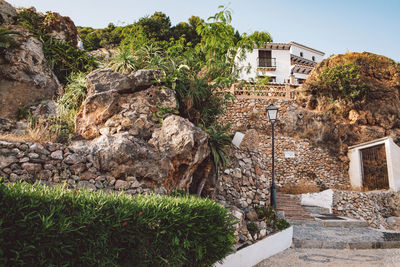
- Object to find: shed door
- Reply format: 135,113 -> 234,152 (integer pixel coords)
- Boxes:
361,144 -> 389,190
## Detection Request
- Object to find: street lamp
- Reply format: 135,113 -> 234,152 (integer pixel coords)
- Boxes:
266,104 -> 278,210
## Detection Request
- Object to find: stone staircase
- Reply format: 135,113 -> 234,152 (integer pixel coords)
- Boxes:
276,192 -> 314,221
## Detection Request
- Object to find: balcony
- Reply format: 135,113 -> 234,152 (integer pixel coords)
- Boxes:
258,58 -> 276,68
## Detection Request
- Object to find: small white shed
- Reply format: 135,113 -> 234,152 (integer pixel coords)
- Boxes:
348,137 -> 400,191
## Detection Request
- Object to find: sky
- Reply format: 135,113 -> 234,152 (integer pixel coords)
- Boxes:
7,0 -> 400,61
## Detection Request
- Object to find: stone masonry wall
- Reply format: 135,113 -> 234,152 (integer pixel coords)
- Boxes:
215,97 -> 350,210
215,133 -> 350,210
333,190 -> 400,229
0,140 -> 152,194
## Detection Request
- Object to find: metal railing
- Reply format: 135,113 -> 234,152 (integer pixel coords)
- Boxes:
258,58 -> 276,68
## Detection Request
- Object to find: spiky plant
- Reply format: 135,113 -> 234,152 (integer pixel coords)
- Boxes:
108,49 -> 138,74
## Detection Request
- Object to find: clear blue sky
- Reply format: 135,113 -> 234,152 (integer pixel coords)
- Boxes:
8,0 -> 400,61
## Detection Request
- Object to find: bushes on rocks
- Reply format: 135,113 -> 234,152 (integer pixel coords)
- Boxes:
0,180 -> 235,266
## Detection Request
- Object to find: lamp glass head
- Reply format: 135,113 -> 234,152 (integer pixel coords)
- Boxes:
266,104 -> 278,122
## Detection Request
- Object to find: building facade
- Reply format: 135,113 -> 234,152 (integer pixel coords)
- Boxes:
237,41 -> 325,84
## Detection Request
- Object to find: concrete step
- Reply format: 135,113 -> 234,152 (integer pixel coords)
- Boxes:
292,225 -> 400,249
288,217 -> 369,228
302,205 -> 331,214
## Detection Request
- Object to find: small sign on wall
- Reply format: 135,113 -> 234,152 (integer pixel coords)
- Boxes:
232,132 -> 245,148
284,151 -> 295,158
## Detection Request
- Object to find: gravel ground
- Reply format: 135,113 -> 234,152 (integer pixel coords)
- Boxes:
255,248 -> 400,267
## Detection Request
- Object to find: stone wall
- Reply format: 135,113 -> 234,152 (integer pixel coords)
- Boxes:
333,190 -> 400,229
0,140 -> 152,194
215,97 -> 350,210
215,132 -> 350,210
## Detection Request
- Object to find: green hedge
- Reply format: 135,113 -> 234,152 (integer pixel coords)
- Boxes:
0,181 -> 235,266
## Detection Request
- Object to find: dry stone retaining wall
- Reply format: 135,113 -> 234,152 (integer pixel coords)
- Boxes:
215,134 -> 350,210
0,140 -> 153,194
333,190 -> 400,229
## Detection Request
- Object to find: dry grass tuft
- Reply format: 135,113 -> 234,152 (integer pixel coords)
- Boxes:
0,124 -> 57,143
278,180 -> 320,195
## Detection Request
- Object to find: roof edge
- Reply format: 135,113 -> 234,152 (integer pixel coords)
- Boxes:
288,41 -> 325,56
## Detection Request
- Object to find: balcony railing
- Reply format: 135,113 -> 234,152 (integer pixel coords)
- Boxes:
215,83 -> 299,99
258,58 -> 276,68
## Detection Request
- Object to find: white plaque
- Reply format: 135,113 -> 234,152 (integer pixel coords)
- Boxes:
284,151 -> 295,158
232,132 -> 245,148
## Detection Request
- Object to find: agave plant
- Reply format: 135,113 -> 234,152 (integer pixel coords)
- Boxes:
108,49 -> 138,74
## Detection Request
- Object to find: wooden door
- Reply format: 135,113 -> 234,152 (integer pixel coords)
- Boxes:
361,144 -> 389,190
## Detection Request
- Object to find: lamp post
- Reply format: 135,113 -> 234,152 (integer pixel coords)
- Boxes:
266,104 -> 278,210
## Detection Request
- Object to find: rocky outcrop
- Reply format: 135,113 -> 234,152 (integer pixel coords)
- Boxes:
42,11 -> 79,46
76,68 -> 167,139
74,68 -> 209,192
290,52 -> 400,158
0,25 -> 59,118
0,0 -> 17,24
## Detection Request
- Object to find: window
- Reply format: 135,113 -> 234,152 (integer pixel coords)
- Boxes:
300,52 -> 303,57
258,50 -> 276,67
312,56 -> 315,61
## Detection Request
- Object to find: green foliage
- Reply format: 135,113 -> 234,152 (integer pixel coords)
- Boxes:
206,124 -> 231,172
0,181 -> 235,266
152,105 -> 179,124
136,12 -> 172,42
0,28 -> 19,50
256,76 -> 270,85
274,218 -> 291,230
255,205 -> 290,231
18,8 -> 98,83
255,205 -> 275,224
53,72 -> 88,142
108,49 -> 138,74
314,63 -> 369,101
247,222 -> 258,235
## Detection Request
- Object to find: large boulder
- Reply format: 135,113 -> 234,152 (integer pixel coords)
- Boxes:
0,25 -> 59,118
76,69 -> 173,139
0,0 -> 17,24
71,115 -> 209,192
86,68 -> 162,96
74,68 -> 209,192
149,115 -> 210,191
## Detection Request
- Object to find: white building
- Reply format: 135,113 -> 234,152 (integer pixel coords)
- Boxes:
236,41 -> 325,84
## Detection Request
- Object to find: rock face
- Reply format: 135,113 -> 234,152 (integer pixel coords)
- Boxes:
76,68 -> 169,139
74,68 -> 209,192
0,0 -> 17,24
0,25 -> 59,118
291,52 -> 400,158
42,11 -> 79,46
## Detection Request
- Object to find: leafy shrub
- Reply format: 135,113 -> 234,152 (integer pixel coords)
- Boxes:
274,218 -> 290,230
255,205 -> 275,224
247,222 -> 258,235
0,181 -> 235,266
312,63 -> 369,101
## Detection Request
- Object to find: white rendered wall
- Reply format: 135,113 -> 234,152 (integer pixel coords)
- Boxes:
348,137 -> 400,192
348,148 -> 363,190
215,226 -> 293,267
293,72 -> 309,82
236,49 -> 291,83
256,49 -> 291,83
388,138 -> 400,191
236,49 -> 258,81
290,44 -> 324,62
